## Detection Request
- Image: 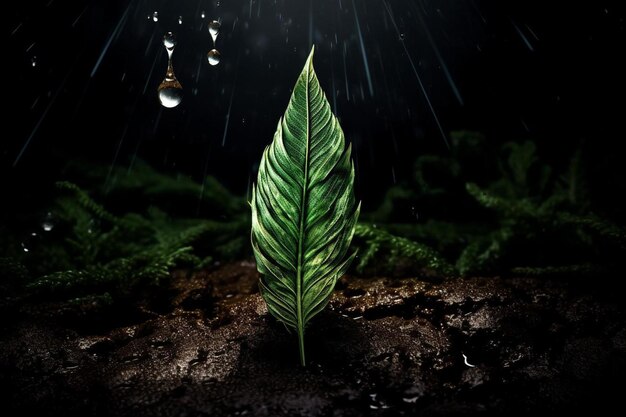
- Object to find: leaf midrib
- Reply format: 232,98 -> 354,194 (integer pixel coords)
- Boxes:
295,58 -> 312,364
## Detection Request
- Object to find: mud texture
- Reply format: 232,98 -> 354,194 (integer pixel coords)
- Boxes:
1,262 -> 625,416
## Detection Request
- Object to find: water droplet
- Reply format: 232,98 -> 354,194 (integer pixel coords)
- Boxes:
201,11 -> 206,19
399,33 -> 406,41
42,212 -> 55,232
159,82 -> 183,108
163,32 -> 176,50
31,56 -> 37,67
209,20 -> 221,43
158,32 -> 183,108
207,49 -> 221,66
178,16 -> 183,25
21,231 -> 41,253
152,11 -> 158,22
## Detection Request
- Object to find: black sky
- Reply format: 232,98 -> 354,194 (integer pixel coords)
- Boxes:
5,0 -> 626,208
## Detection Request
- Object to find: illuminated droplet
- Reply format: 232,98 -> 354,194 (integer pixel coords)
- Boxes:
399,33 -> 406,41
31,56 -> 37,67
159,87 -> 183,108
163,31 -> 176,50
152,11 -> 158,22
207,49 -> 221,66
42,212 -> 55,232
201,11 -> 205,19
158,32 -> 182,108
209,20 -> 221,43
21,231 -> 41,253
178,16 -> 183,25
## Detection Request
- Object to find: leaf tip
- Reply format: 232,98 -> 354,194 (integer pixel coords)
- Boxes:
306,45 -> 315,69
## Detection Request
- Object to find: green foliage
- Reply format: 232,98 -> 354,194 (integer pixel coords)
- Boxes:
352,224 -> 454,276
251,47 -> 359,366
358,133 -> 625,277
2,120 -> 621,323
456,140 -> 623,275
100,160 -> 247,216
4,162 -> 249,304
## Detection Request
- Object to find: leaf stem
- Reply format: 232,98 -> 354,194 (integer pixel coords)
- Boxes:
298,326 -> 306,366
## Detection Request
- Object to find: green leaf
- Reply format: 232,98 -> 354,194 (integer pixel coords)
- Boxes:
250,46 -> 360,366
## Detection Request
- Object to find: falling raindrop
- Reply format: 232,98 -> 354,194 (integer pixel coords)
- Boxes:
209,20 -> 221,43
399,33 -> 406,41
22,231 -> 41,253
42,212 -> 55,232
207,49 -> 221,66
163,31 -> 176,49
158,32 -> 183,108
178,16 -> 183,25
31,56 -> 37,67
201,11 -> 206,19
159,87 -> 183,108
152,11 -> 158,22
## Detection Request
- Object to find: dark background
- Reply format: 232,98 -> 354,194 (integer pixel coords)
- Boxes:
4,0 -> 626,213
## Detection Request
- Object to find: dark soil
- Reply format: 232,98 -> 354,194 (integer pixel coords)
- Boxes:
1,262 -> 625,416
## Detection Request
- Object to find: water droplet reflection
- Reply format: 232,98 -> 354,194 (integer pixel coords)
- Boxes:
159,87 -> 183,108
42,212 -> 55,231
158,32 -> 183,108
152,11 -> 158,22
209,20 -> 221,43
163,31 -> 176,50
178,16 -> 183,25
207,49 -> 221,66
